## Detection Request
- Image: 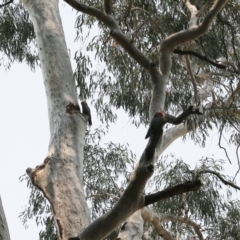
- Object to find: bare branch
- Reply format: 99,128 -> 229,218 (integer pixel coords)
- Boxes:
141,208 -> 173,240
159,107 -> 240,155
234,144 -> 240,181
64,0 -> 152,70
197,0 -> 212,17
211,90 -> 217,106
225,80 -> 240,107
198,170 -> 240,190
123,0 -> 133,20
104,0 -> 112,15
158,213 -> 203,240
110,30 -> 152,69
185,0 -> 198,26
159,0 -> 228,76
142,207 -> 204,240
0,0 -> 13,8
219,124 -> 232,164
71,144 -> 157,239
173,49 -> 228,69
165,0 -> 228,47
144,180 -> 202,206
185,54 -> 198,103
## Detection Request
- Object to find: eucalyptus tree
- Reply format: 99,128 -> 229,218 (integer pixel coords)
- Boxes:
1,0 -> 240,240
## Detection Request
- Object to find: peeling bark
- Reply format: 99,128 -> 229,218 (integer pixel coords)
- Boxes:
22,0 -> 90,239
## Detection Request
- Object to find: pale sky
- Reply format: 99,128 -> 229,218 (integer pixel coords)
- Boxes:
0,3 -> 239,240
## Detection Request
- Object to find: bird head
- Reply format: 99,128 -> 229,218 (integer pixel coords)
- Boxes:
157,111 -> 165,117
81,101 -> 87,105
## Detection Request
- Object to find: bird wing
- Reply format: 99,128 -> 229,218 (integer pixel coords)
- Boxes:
145,127 -> 151,139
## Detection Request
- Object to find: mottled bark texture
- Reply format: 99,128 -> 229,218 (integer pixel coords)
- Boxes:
22,0 -> 90,239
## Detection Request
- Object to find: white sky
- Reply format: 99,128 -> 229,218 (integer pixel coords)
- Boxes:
0,3 -> 239,240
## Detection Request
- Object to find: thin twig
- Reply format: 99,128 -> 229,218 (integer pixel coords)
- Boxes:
198,170 -> 240,191
218,124 -> 232,164
0,0 -> 13,8
151,212 -> 204,240
234,144 -> 240,181
226,80 -> 240,107
185,54 -> 198,103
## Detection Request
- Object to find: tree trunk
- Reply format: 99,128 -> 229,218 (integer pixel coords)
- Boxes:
22,0 -> 90,239
0,195 -> 11,240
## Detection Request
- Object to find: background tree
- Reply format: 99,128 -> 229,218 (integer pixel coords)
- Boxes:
0,0 -> 240,239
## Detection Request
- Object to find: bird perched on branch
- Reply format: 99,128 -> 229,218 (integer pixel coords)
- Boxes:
145,107 -> 202,161
145,111 -> 165,139
145,111 -> 165,160
81,101 -> 92,126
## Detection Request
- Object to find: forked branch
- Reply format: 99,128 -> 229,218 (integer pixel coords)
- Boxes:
142,208 -> 204,240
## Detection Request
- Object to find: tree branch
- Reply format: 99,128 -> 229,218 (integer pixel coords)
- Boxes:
225,80 -> 240,107
173,49 -> 228,69
123,0 -> 133,20
234,144 -> 240,181
144,180 -> 202,206
185,54 -> 198,103
198,170 -> 240,191
218,124 -> 232,164
64,0 -> 152,70
159,0 -> 228,75
104,0 -> 112,15
159,107 -> 240,155
71,107 -> 201,239
158,213 -> 203,240
71,145 -> 157,239
141,208 -> 173,240
0,0 -> 13,8
185,0 -> 198,26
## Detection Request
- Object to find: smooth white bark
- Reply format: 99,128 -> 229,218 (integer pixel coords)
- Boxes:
116,211 -> 144,240
22,0 -> 90,239
0,195 -> 10,240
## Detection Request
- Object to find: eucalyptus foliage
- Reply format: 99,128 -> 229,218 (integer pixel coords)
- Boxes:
1,0 -> 239,239
75,0 -> 240,146
0,1 -> 38,69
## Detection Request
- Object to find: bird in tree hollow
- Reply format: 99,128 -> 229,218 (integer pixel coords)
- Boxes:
81,101 -> 92,126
